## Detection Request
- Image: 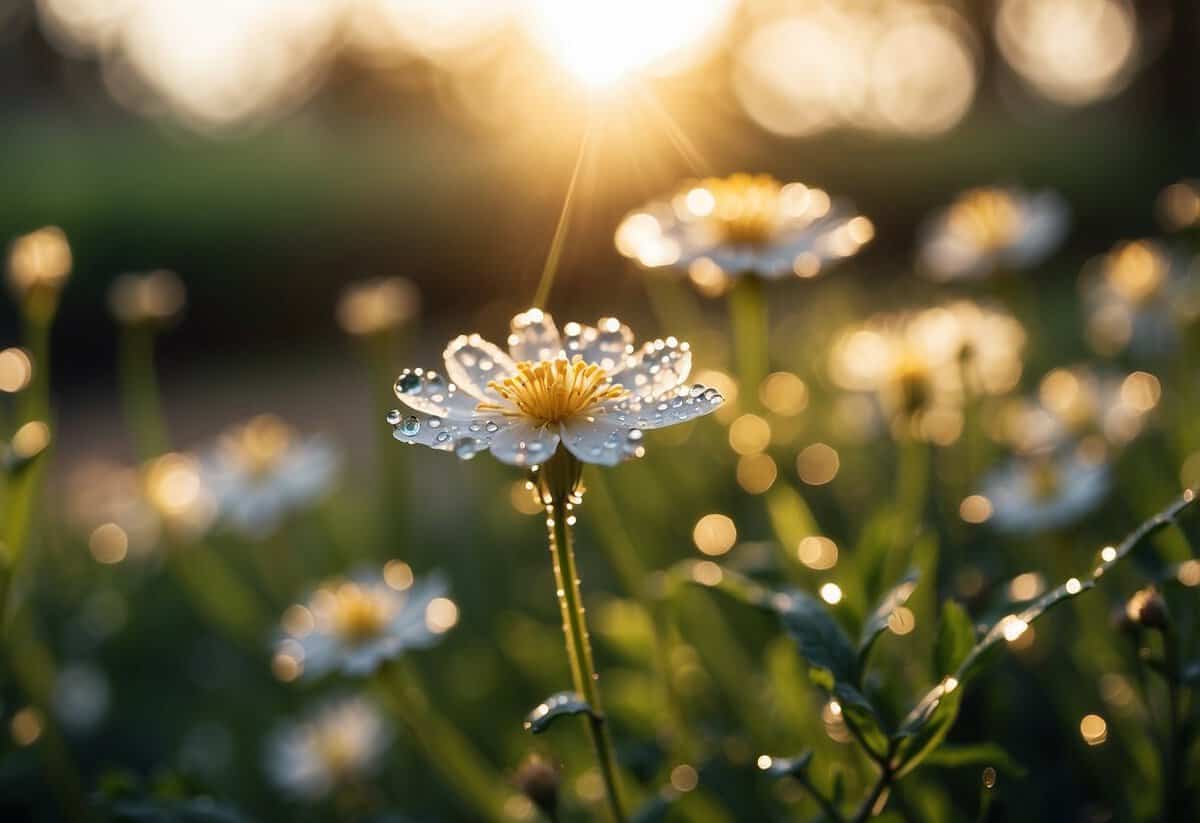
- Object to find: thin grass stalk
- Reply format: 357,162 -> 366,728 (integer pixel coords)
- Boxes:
376,660 -> 523,822
117,323 -> 170,460
726,276 -> 769,409
538,452 -> 626,822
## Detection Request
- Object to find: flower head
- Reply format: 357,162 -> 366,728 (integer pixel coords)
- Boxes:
615,174 -> 872,291
1081,239 -> 1198,356
829,301 -> 1025,443
277,567 -> 451,678
266,697 -> 390,800
918,186 -> 1068,281
203,415 -> 339,538
388,309 -> 723,467
7,226 -> 72,299
108,270 -> 186,327
336,277 -> 419,337
981,443 -> 1110,534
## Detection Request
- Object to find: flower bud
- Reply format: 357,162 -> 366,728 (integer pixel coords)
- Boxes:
514,754 -> 559,819
1125,586 -> 1169,631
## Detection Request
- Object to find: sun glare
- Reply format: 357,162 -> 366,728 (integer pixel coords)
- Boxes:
526,0 -> 734,89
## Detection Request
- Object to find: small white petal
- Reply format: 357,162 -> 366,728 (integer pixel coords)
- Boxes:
507,309 -> 563,363
615,338 -> 693,398
563,318 -> 634,372
560,416 -> 631,466
601,384 -> 723,430
443,334 -> 517,401
393,369 -> 482,419
487,420 -> 561,467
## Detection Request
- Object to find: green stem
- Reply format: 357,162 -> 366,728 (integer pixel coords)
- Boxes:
367,332 -> 410,563
377,661 -> 522,822
850,763 -> 893,823
117,324 -> 170,460
727,277 -> 769,408
539,452 -> 626,822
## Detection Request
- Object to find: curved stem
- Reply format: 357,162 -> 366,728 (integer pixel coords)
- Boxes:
850,764 -> 893,823
539,452 -> 626,822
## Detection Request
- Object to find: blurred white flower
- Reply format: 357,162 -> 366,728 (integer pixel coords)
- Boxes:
615,174 -> 872,292
278,569 -> 450,678
108,269 -> 186,326
266,697 -> 390,800
982,445 -> 1110,534
203,415 -> 339,538
53,662 -> 111,733
336,276 -> 419,337
388,308 -> 723,467
918,186 -> 1068,281
1081,239 -> 1199,356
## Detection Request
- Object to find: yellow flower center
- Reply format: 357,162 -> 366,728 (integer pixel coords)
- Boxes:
224,414 -> 293,477
945,188 -> 1021,252
887,353 -> 935,417
1105,241 -> 1167,303
329,583 -> 392,643
313,725 -> 360,777
479,359 -> 627,425
689,174 -> 783,245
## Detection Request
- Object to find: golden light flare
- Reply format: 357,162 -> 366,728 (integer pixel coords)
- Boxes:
734,3 -> 977,138
759,372 -> 808,417
796,443 -> 839,486
425,596 -> 460,633
728,414 -> 771,456
89,523 -> 129,565
819,582 -> 843,605
736,453 -> 777,495
337,277 -> 419,337
886,606 -> 915,636
693,514 -> 737,557
1079,713 -> 1108,746
0,348 -> 33,393
668,764 -> 699,793
996,0 -> 1137,106
11,421 -> 52,460
383,560 -> 414,592
959,494 -> 993,524
10,707 -> 43,746
797,536 -> 838,570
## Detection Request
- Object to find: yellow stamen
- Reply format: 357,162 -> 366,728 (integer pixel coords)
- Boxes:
945,188 -> 1021,252
690,173 -> 783,245
329,583 -> 392,643
479,359 -> 627,425
222,414 -> 293,477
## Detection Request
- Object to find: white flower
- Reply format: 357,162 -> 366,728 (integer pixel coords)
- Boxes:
278,570 -> 450,678
1081,239 -> 1198,356
388,309 -> 724,467
981,445 -> 1110,534
203,415 -> 339,538
918,186 -> 1068,281
614,173 -> 872,289
266,697 -> 389,800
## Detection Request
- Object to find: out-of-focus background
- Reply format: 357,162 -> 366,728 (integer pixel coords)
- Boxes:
4,2 -> 1200,822
2,0 -> 1196,458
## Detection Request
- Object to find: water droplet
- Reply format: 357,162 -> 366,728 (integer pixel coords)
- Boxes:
428,418 -> 442,429
396,372 -> 421,395
454,438 -> 481,459
385,409 -> 402,425
400,416 -> 421,436
435,431 -> 450,444
485,421 -> 500,434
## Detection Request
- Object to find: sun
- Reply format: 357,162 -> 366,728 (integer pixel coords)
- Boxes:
525,0 -> 734,89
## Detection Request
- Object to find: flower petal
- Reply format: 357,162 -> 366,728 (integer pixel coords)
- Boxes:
600,383 -> 723,430
390,409 -> 517,460
614,337 -> 692,398
393,369 -> 482,419
562,317 -> 635,372
487,420 -> 560,467
507,308 -> 563,363
560,415 -> 641,466
443,334 -> 517,401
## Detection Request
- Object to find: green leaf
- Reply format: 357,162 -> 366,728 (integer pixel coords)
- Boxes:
858,570 -> 919,665
933,600 -> 975,677
758,751 -> 812,779
523,692 -> 595,734
773,589 -> 859,686
834,682 -> 890,759
922,742 -> 1027,777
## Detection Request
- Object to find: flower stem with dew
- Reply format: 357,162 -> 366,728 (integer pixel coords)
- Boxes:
727,276 -> 769,410
537,450 -> 626,822
117,323 -> 170,461
375,659 -> 524,822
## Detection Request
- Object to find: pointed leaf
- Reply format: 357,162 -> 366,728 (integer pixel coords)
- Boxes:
858,570 -> 919,664
934,600 -> 975,677
922,742 -> 1027,777
834,682 -> 890,760
772,590 -> 858,686
523,692 -> 596,734
758,750 -> 813,779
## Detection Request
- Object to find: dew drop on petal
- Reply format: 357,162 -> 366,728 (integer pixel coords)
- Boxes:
400,416 -> 421,436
